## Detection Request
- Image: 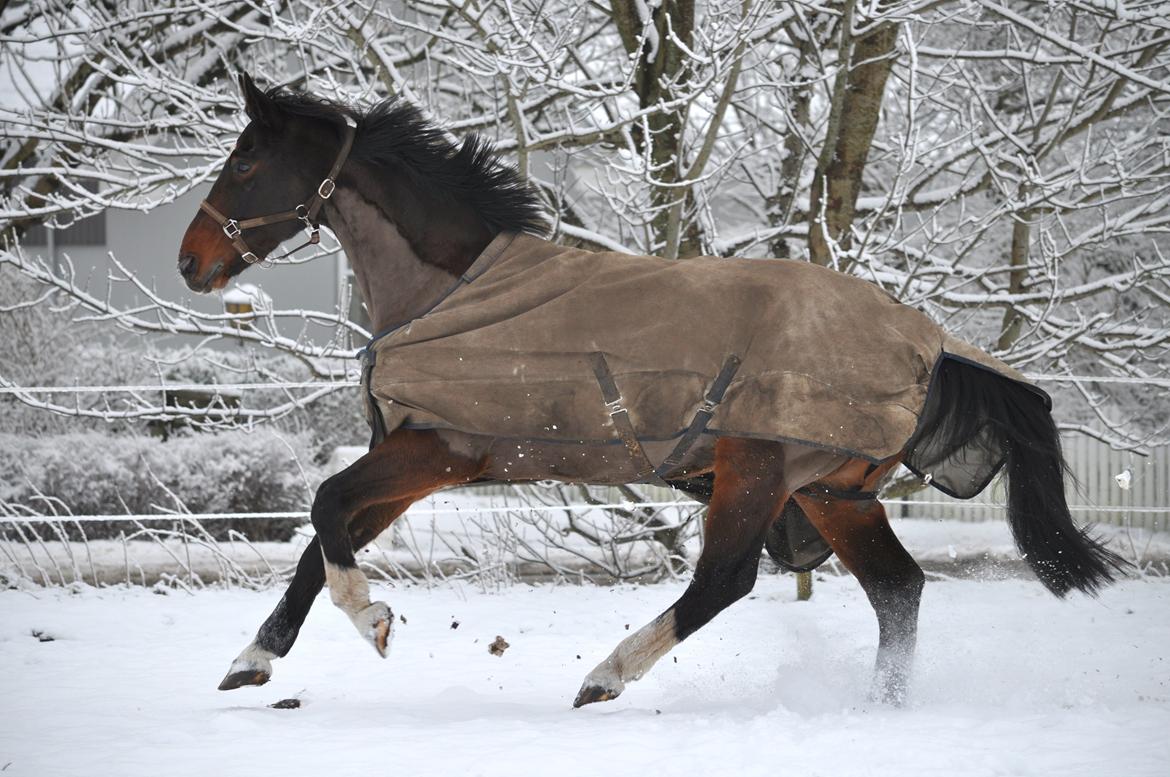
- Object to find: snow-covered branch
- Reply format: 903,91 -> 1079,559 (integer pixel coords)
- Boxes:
0,0 -> 1166,445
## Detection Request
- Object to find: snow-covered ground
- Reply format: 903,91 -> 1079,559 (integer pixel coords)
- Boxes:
2,574 -> 1168,777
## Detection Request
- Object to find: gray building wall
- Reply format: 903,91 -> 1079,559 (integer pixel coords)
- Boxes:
27,185 -> 350,347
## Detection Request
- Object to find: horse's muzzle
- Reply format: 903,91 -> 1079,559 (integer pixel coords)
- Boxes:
178,252 -> 198,280
178,254 -> 224,293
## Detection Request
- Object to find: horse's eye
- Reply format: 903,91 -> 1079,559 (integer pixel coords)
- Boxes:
234,161 -> 252,174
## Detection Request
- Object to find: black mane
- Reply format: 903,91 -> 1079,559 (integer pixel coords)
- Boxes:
267,88 -> 547,236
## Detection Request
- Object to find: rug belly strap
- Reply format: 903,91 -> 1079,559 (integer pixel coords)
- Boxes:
656,354 -> 742,476
795,482 -> 880,502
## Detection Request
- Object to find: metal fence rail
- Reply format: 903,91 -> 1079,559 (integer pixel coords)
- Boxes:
5,430 -> 1162,530
0,443 -> 1163,529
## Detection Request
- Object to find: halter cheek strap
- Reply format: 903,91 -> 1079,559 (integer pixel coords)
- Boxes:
199,115 -> 357,269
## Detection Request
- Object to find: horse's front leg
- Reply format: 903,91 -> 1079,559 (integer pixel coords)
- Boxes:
313,430 -> 486,655
217,430 -> 484,689
218,502 -> 407,690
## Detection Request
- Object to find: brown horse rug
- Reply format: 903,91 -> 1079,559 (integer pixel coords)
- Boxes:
361,231 -> 1045,498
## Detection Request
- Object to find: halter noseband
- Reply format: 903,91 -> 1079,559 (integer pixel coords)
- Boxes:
199,115 -> 357,269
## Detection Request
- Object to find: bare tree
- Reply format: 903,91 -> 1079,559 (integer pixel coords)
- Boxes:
1,0 -> 1167,450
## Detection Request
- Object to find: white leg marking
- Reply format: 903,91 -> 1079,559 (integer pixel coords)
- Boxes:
324,559 -> 372,616
324,558 -> 394,657
579,611 -> 678,699
227,641 -> 276,678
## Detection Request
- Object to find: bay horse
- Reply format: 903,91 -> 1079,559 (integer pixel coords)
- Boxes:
178,75 -> 1124,707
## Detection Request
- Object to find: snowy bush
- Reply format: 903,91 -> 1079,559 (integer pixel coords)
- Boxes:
0,430 -> 322,541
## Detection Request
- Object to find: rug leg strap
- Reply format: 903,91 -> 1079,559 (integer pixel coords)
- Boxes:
588,352 -> 669,486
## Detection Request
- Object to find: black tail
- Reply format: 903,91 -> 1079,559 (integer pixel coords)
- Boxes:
906,356 -> 1128,597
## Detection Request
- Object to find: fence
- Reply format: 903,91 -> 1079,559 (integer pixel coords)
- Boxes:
1,375 -> 1167,589
892,433 -> 1168,532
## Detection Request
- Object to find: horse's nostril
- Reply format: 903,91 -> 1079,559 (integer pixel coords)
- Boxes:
178,253 -> 198,277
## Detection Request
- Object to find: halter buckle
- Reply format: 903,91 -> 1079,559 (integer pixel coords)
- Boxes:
241,251 -> 261,265
222,219 -> 242,239
317,178 -> 336,199
295,204 -> 321,245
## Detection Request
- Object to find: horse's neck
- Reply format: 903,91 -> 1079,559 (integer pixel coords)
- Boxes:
323,175 -> 489,334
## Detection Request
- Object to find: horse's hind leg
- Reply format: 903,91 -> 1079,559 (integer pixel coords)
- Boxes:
793,489 -> 924,705
574,438 -> 837,707
218,502 -> 407,690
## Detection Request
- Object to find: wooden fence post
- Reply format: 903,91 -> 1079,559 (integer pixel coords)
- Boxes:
796,570 -> 813,601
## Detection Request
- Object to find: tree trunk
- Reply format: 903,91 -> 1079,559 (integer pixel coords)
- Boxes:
997,207 -> 1032,351
807,18 -> 899,267
768,22 -> 826,258
611,0 -> 697,256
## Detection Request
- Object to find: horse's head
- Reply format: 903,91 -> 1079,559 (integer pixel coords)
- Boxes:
178,74 -> 355,292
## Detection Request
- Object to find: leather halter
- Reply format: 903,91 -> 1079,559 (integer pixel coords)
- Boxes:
199,115 -> 357,269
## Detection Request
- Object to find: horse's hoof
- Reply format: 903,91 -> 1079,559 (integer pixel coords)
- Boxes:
372,618 -> 391,657
573,683 -> 621,708
218,669 -> 270,691
218,644 -> 276,691
354,601 -> 394,658
574,658 -> 626,707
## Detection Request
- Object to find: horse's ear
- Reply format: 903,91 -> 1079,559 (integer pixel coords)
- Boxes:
239,72 -> 281,129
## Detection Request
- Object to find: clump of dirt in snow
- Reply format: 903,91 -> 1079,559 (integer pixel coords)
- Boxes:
488,636 -> 510,656
269,698 -> 301,710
